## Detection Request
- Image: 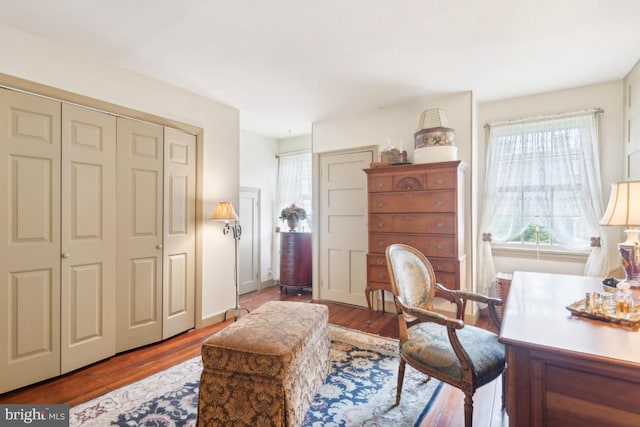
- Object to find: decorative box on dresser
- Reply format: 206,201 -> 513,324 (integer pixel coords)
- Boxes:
279,232 -> 312,292
364,160 -> 466,311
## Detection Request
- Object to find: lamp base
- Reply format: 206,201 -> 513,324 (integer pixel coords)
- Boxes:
618,240 -> 640,288
223,305 -> 250,322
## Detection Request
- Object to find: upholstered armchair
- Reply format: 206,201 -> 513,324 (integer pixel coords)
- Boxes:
385,243 -> 505,427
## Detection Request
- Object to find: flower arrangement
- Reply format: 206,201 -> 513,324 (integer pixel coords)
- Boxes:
279,203 -> 307,222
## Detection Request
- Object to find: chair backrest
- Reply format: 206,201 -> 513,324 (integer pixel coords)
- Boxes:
385,244 -> 437,311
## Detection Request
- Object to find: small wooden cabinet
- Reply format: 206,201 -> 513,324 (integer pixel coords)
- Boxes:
364,161 -> 466,311
280,232 -> 312,291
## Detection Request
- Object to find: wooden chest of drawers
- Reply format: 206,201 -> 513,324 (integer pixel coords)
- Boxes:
280,232 -> 312,290
364,161 -> 466,311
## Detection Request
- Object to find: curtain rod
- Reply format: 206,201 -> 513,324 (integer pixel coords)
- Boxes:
275,149 -> 311,158
484,108 -> 604,129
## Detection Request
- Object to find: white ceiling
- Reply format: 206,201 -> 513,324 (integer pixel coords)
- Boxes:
1,0 -> 639,138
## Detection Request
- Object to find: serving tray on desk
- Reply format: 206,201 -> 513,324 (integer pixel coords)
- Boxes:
566,299 -> 640,326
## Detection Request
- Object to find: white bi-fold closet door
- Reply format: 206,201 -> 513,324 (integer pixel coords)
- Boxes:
0,89 -> 196,393
0,90 -> 117,391
115,120 -> 196,352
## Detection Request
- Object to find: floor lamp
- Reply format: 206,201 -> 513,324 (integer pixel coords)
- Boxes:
211,201 -> 250,321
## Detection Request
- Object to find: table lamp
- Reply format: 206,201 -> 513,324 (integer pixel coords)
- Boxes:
600,181 -> 640,287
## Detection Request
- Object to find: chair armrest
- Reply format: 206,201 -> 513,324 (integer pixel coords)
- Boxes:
452,290 -> 503,307
403,305 -> 464,330
449,290 -> 503,329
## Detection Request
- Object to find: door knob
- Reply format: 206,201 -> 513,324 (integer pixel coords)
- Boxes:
156,244 -> 163,249
61,252 -> 70,258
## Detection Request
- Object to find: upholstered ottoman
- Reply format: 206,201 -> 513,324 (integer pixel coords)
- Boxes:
197,301 -> 330,427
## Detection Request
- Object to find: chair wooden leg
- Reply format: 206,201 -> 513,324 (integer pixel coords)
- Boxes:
396,359 -> 406,405
464,393 -> 473,427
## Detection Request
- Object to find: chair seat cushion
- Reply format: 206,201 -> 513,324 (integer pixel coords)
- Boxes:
401,322 -> 505,387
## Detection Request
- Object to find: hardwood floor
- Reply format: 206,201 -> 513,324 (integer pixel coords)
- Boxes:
0,286 -> 505,426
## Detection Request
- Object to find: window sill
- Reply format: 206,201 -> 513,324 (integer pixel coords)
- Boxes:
491,245 -> 589,263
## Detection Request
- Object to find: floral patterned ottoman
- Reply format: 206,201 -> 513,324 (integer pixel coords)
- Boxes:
197,301 -> 330,426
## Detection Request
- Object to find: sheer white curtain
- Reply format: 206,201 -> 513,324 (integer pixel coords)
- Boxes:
274,151 -> 312,280
478,111 -> 607,295
277,152 -> 312,230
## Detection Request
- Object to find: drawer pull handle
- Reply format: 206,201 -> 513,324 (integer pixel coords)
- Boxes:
436,244 -> 444,250
377,273 -> 386,279
436,222 -> 444,228
405,185 -> 412,190
436,265 -> 445,271
376,183 -> 385,188
377,221 -> 385,227
404,215 -> 414,221
376,201 -> 386,207
376,259 -> 385,265
404,194 -> 414,199
407,236 -> 415,241
435,199 -> 444,206
436,178 -> 444,185
377,241 -> 386,247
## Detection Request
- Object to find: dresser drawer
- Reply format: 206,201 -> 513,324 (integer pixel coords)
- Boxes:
426,171 -> 457,190
368,265 -> 390,284
392,173 -> 426,191
369,233 -> 456,258
428,257 -> 458,273
367,253 -> 387,267
435,271 -> 457,289
369,191 -> 455,213
367,254 -> 458,289
368,175 -> 393,192
370,213 -> 455,234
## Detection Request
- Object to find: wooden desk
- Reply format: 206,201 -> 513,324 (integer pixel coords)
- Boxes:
500,271 -> 640,427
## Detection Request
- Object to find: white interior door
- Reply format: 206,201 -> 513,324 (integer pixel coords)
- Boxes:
318,149 -> 373,305
0,89 -> 62,392
239,188 -> 260,294
60,103 -> 116,373
162,127 -> 196,339
116,117 -> 164,352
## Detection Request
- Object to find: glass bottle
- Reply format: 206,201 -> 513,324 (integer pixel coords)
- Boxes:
615,283 -> 634,318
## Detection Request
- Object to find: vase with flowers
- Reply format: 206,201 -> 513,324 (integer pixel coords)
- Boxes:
280,203 -> 306,232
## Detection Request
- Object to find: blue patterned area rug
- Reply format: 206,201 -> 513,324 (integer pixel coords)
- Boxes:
70,325 -> 442,427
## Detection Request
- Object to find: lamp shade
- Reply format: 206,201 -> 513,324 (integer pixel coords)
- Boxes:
211,201 -> 239,221
416,108 -> 451,131
600,181 -> 640,226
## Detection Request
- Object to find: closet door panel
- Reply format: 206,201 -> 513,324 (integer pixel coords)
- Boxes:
61,103 -> 116,373
162,128 -> 195,339
0,90 -> 61,393
117,118 -> 164,352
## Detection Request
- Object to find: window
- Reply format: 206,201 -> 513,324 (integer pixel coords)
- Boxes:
276,151 -> 312,230
490,123 -> 594,248
477,110 -> 608,294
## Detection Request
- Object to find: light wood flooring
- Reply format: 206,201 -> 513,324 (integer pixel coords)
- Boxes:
0,285 -> 506,426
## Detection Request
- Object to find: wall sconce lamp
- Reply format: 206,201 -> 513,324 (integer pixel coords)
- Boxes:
600,181 -> 640,287
211,201 -> 249,321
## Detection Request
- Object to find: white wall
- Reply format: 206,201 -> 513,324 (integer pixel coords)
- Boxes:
313,92 -> 473,162
0,24 -> 240,326
624,59 -> 640,180
476,81 -> 625,278
279,134 -> 312,153
240,130 -> 279,285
